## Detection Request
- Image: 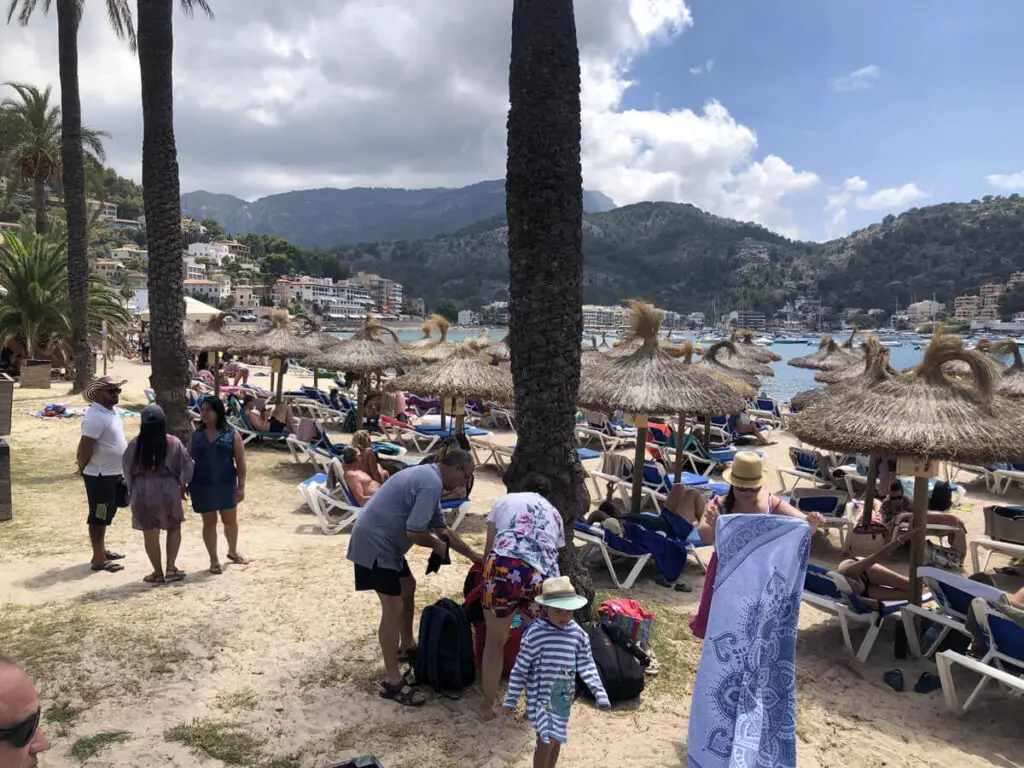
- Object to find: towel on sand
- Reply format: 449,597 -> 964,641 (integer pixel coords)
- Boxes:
687,515 -> 811,768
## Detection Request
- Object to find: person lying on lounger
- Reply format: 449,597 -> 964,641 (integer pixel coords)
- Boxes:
837,528 -> 915,603
586,481 -> 705,536
340,447 -> 380,505
241,394 -> 296,434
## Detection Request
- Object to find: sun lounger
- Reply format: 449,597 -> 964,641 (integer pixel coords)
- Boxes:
901,567 -> 1006,658
993,463 -> 1024,495
936,597 -> 1024,714
296,472 -> 360,535
231,409 -> 288,446
787,488 -> 853,550
380,415 -> 488,453
803,564 -> 929,663
573,523 -> 652,590
776,447 -> 841,493
747,397 -> 783,429
969,537 -> 1024,575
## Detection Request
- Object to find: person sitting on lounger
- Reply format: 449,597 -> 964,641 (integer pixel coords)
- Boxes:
837,528 -> 915,603
241,394 -> 296,434
733,409 -> 775,445
352,430 -> 390,484
587,481 -> 705,536
872,479 -> 968,560
341,446 -> 380,505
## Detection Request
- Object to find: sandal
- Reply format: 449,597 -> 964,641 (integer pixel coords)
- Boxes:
209,563 -> 223,575
143,573 -> 165,584
90,561 -> 124,573
226,553 -> 250,565
379,680 -> 426,707
104,550 -> 126,560
165,570 -> 186,583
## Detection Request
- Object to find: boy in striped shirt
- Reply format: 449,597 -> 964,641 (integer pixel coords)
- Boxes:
504,577 -> 609,767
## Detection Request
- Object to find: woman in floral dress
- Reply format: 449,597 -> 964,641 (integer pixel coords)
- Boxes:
479,473 -> 565,721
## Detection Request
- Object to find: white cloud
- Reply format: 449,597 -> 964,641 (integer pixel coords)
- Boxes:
689,58 -> 713,74
831,65 -> 881,92
824,176 -> 926,237
1,0 -> 817,236
987,171 -> 1024,191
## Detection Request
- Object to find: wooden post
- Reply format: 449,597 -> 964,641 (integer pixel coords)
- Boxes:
355,374 -> 366,432
630,413 -> 649,513
909,475 -> 930,605
275,357 -> 285,402
858,454 -> 878,527
702,414 -> 712,449
673,412 -> 686,482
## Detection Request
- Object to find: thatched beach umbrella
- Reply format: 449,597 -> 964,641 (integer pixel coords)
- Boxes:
485,334 -> 511,364
790,387 -> 825,412
417,316 -> 461,363
788,336 -> 860,371
696,340 -> 765,385
229,309 -> 316,400
299,326 -> 345,390
465,328 -> 492,351
733,329 -> 782,363
406,315 -> 446,350
387,344 -> 513,435
790,335 -> 1024,603
580,337 -> 606,372
579,302 -> 745,510
987,339 -> 1024,400
315,317 -> 417,430
185,313 -> 245,396
814,338 -> 897,384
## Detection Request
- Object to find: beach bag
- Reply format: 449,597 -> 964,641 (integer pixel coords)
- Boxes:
415,598 -> 474,697
577,623 -> 645,703
983,505 -> 1024,545
599,599 -> 656,650
925,540 -> 965,570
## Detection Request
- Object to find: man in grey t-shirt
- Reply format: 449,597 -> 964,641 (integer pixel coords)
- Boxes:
346,448 -> 481,706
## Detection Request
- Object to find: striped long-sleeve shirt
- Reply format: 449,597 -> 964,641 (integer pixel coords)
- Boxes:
504,618 -> 609,744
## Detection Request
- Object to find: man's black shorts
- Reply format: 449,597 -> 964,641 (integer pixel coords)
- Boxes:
354,558 -> 413,597
84,474 -> 121,526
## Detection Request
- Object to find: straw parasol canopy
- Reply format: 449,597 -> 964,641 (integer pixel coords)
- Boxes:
696,340 -> 767,385
578,302 -> 744,417
386,343 -> 513,403
315,317 -> 416,374
788,336 -> 860,371
814,337 -> 897,384
485,334 -> 511,363
789,334 -> 1024,464
790,387 -> 825,412
465,328 -> 492,351
682,341 -> 754,398
416,315 -> 461,363
184,313 -> 244,353
229,309 -> 315,359
406,315 -> 446,350
580,336 -> 606,372
733,329 -> 782,363
988,338 -> 1024,400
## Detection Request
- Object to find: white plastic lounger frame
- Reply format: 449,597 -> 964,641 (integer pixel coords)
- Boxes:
574,528 -> 651,590
295,475 -> 360,535
969,536 -> 1024,574
574,425 -> 630,455
901,567 -> 1005,658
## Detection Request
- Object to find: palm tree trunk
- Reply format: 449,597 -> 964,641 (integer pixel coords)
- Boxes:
57,0 -> 94,393
138,0 -> 190,437
32,177 -> 47,235
504,0 -> 591,613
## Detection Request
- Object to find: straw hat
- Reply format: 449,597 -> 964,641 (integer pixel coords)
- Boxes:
721,452 -> 768,489
84,376 -> 127,403
534,576 -> 587,611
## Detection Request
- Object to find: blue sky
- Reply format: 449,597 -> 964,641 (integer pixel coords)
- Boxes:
622,0 -> 1024,240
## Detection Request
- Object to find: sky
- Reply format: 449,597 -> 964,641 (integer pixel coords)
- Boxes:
3,0 -> 1023,242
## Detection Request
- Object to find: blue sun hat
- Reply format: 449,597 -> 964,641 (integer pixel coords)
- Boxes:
534,576 -> 587,611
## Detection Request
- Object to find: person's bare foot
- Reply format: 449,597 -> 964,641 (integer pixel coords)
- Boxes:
479,702 -> 497,722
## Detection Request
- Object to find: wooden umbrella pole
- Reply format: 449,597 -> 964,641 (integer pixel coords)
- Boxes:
909,475 -> 930,605
702,414 -> 712,449
355,375 -> 366,432
859,455 -> 878,527
630,424 -> 648,513
275,357 -> 285,402
673,412 -> 686,481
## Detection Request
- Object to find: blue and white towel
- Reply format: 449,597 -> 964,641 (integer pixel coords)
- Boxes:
688,514 -> 811,768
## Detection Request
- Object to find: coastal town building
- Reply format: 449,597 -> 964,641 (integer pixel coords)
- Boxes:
91,260 -> 123,280
87,199 -> 118,220
457,309 -> 478,326
405,297 -> 426,317
351,272 -> 403,315
184,276 -> 231,304
110,246 -> 148,262
272,277 -> 374,317
906,300 -> 942,323
480,301 -> 509,325
730,311 -> 767,331
954,295 -> 981,320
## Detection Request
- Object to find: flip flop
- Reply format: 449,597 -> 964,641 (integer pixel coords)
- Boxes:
143,573 -> 165,584
226,554 -> 250,565
914,672 -> 942,694
90,561 -> 124,573
883,669 -> 904,692
164,571 -> 186,583
104,550 -> 126,560
209,564 -> 223,575
995,566 -> 1021,576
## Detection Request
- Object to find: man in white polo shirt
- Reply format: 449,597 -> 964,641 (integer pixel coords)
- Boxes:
76,377 -> 128,573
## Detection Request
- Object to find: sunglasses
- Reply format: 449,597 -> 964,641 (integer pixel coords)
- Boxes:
0,707 -> 40,749
733,485 -> 762,493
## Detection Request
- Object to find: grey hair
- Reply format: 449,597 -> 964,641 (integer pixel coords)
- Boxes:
439,448 -> 473,469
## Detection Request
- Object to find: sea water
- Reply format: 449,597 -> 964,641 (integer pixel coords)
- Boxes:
335,329 -> 927,404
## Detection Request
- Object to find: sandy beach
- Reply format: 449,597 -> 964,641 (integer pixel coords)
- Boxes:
0,357 -> 1021,767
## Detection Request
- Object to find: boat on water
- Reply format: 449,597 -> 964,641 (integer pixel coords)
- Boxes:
754,336 -> 774,346
773,337 -> 809,344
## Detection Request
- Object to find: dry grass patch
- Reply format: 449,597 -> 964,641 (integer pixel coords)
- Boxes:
0,603 -> 92,682
69,730 -> 131,761
217,689 -> 261,712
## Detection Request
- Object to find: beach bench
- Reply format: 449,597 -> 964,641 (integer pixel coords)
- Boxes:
935,597 -> 1024,714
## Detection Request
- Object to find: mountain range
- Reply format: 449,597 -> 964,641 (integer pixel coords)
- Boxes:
327,194 -> 1024,316
181,181 -> 616,248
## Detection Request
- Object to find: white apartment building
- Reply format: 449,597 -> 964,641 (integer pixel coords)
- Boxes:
87,199 -> 117,220
582,304 -> 629,328
182,256 -> 206,282
480,301 -> 509,324
352,272 -> 403,314
273,277 -> 374,316
184,277 -> 231,303
905,300 -> 942,323
187,242 -> 231,264
110,246 -> 148,262
458,309 -> 478,326
91,260 -> 123,280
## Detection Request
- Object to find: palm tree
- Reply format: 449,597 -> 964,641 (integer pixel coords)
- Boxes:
504,1 -> 590,606
7,0 -> 134,393
0,82 -> 107,234
137,0 -> 212,436
0,232 -> 131,360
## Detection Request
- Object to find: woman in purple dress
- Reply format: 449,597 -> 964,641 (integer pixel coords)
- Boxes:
122,404 -> 195,584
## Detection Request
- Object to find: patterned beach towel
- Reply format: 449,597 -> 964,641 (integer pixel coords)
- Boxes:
687,515 -> 811,768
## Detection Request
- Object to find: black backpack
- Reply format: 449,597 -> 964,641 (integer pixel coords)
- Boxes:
576,622 -> 645,704
415,598 -> 475,696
